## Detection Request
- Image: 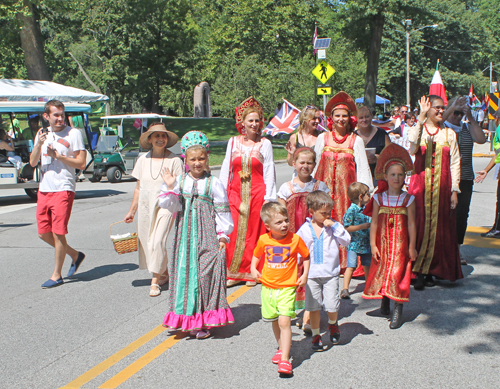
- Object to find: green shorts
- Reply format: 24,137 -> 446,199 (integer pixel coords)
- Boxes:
261,285 -> 297,322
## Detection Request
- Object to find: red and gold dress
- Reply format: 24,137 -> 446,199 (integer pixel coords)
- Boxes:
220,136 -> 275,282
363,192 -> 413,302
314,132 -> 359,271
408,126 -> 463,282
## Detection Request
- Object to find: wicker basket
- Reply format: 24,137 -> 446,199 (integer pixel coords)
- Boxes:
110,221 -> 138,254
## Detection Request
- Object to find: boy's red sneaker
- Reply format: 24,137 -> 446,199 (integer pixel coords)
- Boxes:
329,323 -> 340,344
272,350 -> 283,364
277,360 -> 293,375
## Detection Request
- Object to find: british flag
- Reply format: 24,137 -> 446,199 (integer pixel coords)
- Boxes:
263,99 -> 300,136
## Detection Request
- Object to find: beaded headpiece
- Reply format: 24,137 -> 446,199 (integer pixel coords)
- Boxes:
180,131 -> 210,158
374,143 -> 414,180
234,96 -> 264,134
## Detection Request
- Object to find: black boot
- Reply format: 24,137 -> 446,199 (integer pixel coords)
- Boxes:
424,274 -> 435,287
389,303 -> 403,329
414,273 -> 425,290
380,296 -> 390,315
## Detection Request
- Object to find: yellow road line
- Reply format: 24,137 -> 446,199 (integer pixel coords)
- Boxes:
62,285 -> 252,388
60,326 -> 167,389
464,226 -> 500,249
99,285 -> 252,388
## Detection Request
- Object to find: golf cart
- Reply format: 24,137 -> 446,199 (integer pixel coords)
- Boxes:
0,101 -> 94,199
87,114 -> 177,183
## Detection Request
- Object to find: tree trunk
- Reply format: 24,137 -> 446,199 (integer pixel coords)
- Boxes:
363,12 -> 385,110
16,1 -> 51,81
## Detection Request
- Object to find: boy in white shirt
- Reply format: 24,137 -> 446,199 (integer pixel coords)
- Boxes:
296,191 -> 351,351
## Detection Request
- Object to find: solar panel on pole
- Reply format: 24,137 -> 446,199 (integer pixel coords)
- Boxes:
314,38 -> 331,50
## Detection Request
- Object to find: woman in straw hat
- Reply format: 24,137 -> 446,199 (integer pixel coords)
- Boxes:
124,122 -> 182,297
220,96 -> 276,287
314,91 -> 373,272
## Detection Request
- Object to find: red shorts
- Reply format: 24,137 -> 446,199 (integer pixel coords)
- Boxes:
36,191 -> 75,235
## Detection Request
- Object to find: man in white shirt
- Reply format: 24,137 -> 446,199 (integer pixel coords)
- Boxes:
30,100 -> 87,288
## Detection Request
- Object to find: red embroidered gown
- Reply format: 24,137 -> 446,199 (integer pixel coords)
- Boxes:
363,192 -> 412,302
409,142 -> 463,282
226,136 -> 268,281
315,132 -> 357,272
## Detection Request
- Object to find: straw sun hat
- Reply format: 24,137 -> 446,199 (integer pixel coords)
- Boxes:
139,123 -> 178,150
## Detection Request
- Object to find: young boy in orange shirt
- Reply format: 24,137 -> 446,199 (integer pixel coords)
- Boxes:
251,202 -> 310,376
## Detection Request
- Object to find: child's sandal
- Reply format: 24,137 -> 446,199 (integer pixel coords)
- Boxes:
272,350 -> 282,364
277,360 -> 293,375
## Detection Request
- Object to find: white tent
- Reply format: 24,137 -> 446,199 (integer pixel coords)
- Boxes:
0,79 -> 109,103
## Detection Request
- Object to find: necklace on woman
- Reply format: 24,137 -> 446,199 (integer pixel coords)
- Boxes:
150,149 -> 166,180
424,123 -> 440,136
239,136 -> 257,180
331,129 -> 349,144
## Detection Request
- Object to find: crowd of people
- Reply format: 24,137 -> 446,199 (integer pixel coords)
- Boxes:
28,93 -> 497,376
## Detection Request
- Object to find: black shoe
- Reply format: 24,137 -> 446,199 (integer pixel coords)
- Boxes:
481,230 -> 500,238
380,296 -> 391,315
328,324 -> 340,344
414,273 -> 425,290
389,303 -> 403,329
424,275 -> 435,287
312,335 -> 324,352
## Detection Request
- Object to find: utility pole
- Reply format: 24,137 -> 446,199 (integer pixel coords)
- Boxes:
406,22 -> 411,107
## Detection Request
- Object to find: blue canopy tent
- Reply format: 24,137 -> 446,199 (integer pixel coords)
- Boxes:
355,95 -> 391,111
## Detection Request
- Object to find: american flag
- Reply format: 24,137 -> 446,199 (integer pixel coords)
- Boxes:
263,99 -> 300,136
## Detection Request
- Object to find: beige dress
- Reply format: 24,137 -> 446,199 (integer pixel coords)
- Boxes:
132,150 -> 183,274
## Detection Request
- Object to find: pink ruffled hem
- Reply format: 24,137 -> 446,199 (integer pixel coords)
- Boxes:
162,308 -> 234,331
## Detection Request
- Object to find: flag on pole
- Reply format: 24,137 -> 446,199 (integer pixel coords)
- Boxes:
429,60 -> 448,105
263,99 -> 301,136
313,24 -> 318,55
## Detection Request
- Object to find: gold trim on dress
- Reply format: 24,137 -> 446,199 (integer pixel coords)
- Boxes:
228,151 -> 252,274
413,139 -> 448,274
323,146 -> 354,155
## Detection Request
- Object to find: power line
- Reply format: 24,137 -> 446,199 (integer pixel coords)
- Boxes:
413,40 -> 475,53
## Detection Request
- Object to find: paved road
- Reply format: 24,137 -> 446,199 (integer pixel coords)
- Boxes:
1,157 -> 499,388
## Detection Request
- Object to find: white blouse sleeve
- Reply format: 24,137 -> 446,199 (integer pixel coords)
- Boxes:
317,180 -> 330,194
408,120 -> 424,155
219,137 -> 234,189
262,139 -> 277,201
277,182 -> 292,200
330,221 -> 351,247
447,129 -> 461,192
212,177 -> 234,241
353,136 -> 374,192
157,176 -> 182,212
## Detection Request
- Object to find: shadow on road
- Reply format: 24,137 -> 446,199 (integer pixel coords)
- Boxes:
211,303 -> 261,339
403,246 -> 500,354
0,223 -> 33,228
75,189 -> 127,200
66,263 -> 138,282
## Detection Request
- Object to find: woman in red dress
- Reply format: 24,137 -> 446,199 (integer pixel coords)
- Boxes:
220,97 -> 276,287
314,91 -> 373,271
408,96 -> 463,289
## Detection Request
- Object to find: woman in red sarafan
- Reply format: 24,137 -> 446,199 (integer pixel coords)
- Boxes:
314,91 -> 373,273
407,95 -> 463,290
219,97 -> 276,287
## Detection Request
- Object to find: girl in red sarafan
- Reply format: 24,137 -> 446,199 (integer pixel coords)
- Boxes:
363,143 -> 418,329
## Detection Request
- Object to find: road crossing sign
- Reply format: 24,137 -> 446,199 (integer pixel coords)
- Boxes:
312,61 -> 335,83
317,87 -> 332,95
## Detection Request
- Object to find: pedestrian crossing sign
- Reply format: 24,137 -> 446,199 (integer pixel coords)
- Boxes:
312,61 -> 335,83
317,87 -> 332,95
